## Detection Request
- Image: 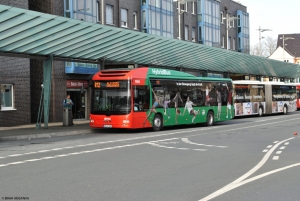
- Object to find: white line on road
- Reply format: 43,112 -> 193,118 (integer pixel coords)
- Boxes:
217,163 -> 300,196
273,156 -> 279,160
267,145 -> 272,148
284,142 -> 289,145
199,137 -> 295,201
280,146 -> 285,150
262,149 -> 268,152
181,138 -> 227,148
276,151 -> 282,154
0,138 -> 180,168
1,117 -> 299,160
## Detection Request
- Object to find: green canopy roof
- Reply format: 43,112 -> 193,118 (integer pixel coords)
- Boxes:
0,4 -> 300,78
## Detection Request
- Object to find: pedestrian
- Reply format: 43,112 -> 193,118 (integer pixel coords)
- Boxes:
63,94 -> 74,125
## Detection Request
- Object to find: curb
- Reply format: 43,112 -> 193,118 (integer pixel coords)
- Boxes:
0,129 -> 92,142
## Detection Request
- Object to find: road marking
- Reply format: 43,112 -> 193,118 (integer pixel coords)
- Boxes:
266,145 -> 272,148
284,142 -> 289,145
274,141 -> 279,143
1,117 -> 299,161
199,137 -> 295,201
8,154 -> 23,157
218,163 -> 300,197
0,138 -> 179,168
273,156 -> 279,160
181,138 -> 227,148
262,149 -> 268,152
276,151 -> 282,154
38,150 -> 50,153
280,146 -> 285,150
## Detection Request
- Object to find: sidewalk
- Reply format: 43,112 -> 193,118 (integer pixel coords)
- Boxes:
0,120 -> 92,142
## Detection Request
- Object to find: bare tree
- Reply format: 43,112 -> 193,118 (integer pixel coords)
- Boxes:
263,36 -> 277,57
250,36 -> 277,57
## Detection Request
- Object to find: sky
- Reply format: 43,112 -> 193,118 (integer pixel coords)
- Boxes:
240,0 -> 300,47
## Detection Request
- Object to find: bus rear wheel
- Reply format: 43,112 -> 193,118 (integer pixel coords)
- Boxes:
206,111 -> 214,126
153,114 -> 162,131
283,106 -> 287,115
258,107 -> 263,117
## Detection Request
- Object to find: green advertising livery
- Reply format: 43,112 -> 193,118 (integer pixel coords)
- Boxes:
90,67 -> 234,131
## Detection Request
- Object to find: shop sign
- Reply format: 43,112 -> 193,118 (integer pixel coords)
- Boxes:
66,80 -> 89,89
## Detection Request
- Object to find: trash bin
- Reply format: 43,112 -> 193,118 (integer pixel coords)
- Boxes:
63,108 -> 72,126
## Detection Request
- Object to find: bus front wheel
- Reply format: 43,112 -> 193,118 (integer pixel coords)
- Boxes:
153,114 -> 162,131
206,111 -> 214,126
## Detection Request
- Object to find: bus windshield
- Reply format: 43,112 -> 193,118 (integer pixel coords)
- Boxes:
91,81 -> 131,115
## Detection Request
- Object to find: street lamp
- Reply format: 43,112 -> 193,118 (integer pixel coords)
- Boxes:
223,14 -> 239,50
280,35 -> 294,62
174,0 -> 195,40
257,26 -> 272,53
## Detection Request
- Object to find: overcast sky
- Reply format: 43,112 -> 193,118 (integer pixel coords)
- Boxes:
240,0 -> 300,46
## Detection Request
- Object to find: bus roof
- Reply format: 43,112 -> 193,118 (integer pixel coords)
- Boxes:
92,67 -> 232,82
233,80 -> 295,86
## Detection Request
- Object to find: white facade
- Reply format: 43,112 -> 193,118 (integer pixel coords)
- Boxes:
269,46 -> 294,63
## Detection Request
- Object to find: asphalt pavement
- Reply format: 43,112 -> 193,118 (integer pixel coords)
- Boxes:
0,119 -> 93,141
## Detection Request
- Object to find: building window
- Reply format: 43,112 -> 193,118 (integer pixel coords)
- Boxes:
192,27 -> 195,42
192,2 -> 195,14
184,3 -> 188,12
1,84 -> 14,111
221,35 -> 225,48
233,38 -> 236,50
64,0 -> 71,18
121,8 -> 128,27
185,25 -> 188,40
228,37 -> 231,49
106,4 -> 113,25
96,1 -> 100,22
220,11 -> 224,24
232,15 -> 235,27
133,12 -> 137,29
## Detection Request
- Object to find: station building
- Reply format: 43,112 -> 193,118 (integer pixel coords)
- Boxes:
0,0 -> 297,127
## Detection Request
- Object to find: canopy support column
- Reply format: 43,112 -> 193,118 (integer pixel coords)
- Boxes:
43,55 -> 53,128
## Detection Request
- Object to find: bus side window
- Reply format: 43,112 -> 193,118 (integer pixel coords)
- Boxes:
134,86 -> 150,112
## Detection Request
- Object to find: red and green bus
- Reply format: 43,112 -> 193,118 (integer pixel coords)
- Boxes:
90,67 -> 234,131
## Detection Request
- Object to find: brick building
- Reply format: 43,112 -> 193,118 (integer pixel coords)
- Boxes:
0,0 -> 249,126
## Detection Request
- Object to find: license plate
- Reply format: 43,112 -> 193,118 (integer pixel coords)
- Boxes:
104,125 -> 112,128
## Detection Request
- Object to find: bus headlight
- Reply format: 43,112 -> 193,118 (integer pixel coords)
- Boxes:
123,120 -> 130,124
90,119 -> 94,123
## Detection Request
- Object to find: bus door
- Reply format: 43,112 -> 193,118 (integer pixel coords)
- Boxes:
133,86 -> 150,128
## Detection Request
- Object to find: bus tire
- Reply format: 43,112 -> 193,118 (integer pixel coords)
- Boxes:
206,111 -> 214,126
153,114 -> 163,131
258,107 -> 263,117
283,105 -> 288,115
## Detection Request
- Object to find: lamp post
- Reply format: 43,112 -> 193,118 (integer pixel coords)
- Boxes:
223,14 -> 239,50
257,26 -> 272,55
280,35 -> 294,62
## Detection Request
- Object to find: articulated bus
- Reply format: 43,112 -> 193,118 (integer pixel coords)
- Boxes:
233,80 -> 297,117
296,84 -> 300,109
90,67 -> 234,131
